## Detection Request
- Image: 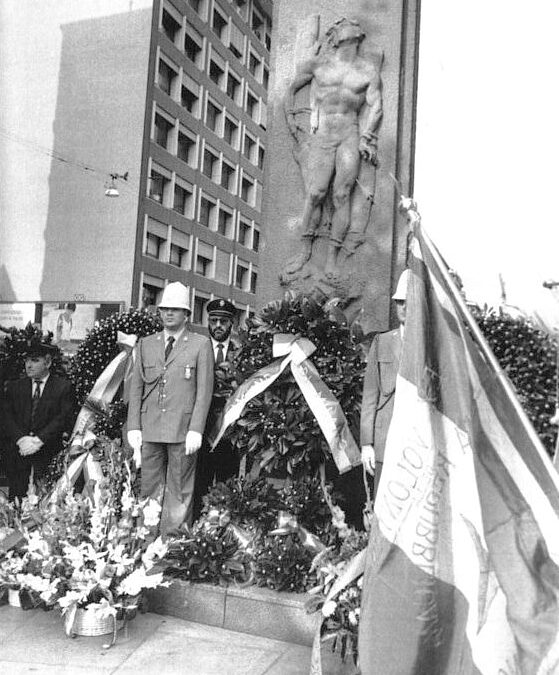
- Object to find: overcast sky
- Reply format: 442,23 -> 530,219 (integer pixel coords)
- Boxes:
414,0 -> 559,321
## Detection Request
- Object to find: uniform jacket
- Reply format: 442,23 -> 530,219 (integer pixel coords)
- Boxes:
127,330 -> 213,444
1,374 -> 76,470
360,329 -> 402,462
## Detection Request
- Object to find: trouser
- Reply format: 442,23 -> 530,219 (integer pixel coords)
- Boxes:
141,441 -> 197,536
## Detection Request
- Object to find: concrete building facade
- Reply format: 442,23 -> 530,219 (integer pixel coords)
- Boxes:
0,0 -> 271,336
133,0 -> 272,326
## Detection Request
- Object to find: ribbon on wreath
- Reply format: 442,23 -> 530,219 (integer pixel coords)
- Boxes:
269,511 -> 326,554
211,334 -> 361,474
52,332 -> 138,500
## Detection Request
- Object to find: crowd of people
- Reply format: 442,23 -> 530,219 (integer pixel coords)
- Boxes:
0,276 -> 408,536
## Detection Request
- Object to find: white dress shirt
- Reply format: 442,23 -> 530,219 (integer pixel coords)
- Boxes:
211,337 -> 231,362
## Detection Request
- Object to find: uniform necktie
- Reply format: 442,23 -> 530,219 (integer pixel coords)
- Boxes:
164,336 -> 175,361
31,380 -> 42,424
216,343 -> 224,365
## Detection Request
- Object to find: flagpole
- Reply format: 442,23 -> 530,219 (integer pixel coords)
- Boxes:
416,222 -> 555,467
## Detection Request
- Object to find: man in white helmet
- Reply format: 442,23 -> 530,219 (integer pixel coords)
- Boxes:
360,269 -> 408,495
127,282 -> 213,534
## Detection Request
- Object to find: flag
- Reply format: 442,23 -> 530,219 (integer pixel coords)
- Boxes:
358,221 -> 559,674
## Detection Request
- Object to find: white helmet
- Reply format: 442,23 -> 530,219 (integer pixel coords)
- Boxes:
158,282 -> 191,311
392,269 -> 409,301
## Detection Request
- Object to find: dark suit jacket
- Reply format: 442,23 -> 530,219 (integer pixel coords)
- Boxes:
1,374 -> 76,474
360,329 -> 402,462
205,340 -> 239,444
127,330 -> 213,443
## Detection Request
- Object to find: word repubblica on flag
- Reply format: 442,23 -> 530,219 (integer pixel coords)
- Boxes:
358,203 -> 559,675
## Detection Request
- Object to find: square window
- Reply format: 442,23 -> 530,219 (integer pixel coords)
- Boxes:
193,294 -> 207,324
158,60 -> 177,96
169,243 -> 188,268
154,113 -> 173,149
181,85 -> 199,115
217,209 -> 233,236
209,59 -> 225,88
226,72 -> 241,104
243,134 -> 256,162
235,263 -> 248,290
223,116 -> 239,147
212,8 -> 228,42
149,169 -> 170,203
199,196 -> 216,227
246,91 -> 259,121
252,229 -> 260,252
249,52 -> 260,78
262,66 -> 269,90
173,183 -> 193,216
162,9 -> 181,43
196,253 -> 213,276
185,27 -> 203,67
145,232 -> 164,259
250,270 -> 258,294
177,131 -> 197,166
238,220 -> 250,246
205,100 -> 223,133
257,145 -> 265,170
241,176 -> 254,205
221,161 -> 236,191
203,148 -> 219,180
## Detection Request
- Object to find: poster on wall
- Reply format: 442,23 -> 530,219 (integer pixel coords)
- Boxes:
0,303 -> 37,330
41,302 -> 122,354
0,302 -> 123,355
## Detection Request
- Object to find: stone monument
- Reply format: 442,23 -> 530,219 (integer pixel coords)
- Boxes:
258,1 -> 420,333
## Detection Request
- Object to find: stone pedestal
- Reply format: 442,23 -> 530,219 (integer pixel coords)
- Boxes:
258,0 -> 420,333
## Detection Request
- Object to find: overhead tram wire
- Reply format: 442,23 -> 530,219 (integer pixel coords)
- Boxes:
0,126 -> 138,195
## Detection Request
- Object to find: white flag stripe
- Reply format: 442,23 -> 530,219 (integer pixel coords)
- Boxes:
414,250 -> 559,560
416,238 -> 559,492
376,377 -> 517,673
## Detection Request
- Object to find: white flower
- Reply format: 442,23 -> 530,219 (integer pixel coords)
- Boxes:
116,568 -> 167,597
142,499 -> 162,528
321,600 -> 337,618
348,610 -> 358,626
141,537 -> 167,568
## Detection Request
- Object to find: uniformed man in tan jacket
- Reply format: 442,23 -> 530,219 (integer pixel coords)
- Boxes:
127,282 -> 213,534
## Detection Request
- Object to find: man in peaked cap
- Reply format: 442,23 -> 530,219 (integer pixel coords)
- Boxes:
127,282 -> 213,534
360,269 -> 409,496
193,298 -> 239,519
0,337 -> 76,499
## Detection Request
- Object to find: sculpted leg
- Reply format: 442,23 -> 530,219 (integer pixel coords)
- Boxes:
326,141 -> 360,275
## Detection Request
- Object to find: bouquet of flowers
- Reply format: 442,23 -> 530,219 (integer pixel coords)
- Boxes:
306,528 -> 369,664
1,440 -> 168,640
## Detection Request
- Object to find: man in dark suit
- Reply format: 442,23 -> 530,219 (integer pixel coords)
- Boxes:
360,269 -> 408,495
127,282 -> 213,534
1,338 -> 76,499
193,298 -> 240,520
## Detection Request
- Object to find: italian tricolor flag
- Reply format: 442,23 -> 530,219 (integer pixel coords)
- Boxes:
358,222 -> 559,674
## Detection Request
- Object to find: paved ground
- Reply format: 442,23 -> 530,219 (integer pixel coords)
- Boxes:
0,605 -> 351,674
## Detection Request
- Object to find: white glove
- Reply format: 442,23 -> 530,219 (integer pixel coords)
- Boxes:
127,430 -> 143,467
184,430 -> 202,455
361,444 -> 376,475
17,436 -> 42,456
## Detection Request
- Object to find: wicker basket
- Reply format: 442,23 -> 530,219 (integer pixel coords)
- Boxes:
71,607 -> 116,636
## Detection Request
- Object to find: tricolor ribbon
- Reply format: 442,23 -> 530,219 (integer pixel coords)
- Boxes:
211,334 -> 361,474
52,332 -> 138,501
269,510 -> 326,554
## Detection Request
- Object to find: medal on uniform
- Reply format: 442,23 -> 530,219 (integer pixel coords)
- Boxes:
184,366 -> 191,380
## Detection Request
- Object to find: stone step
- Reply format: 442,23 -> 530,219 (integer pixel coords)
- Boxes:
147,581 -> 317,647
